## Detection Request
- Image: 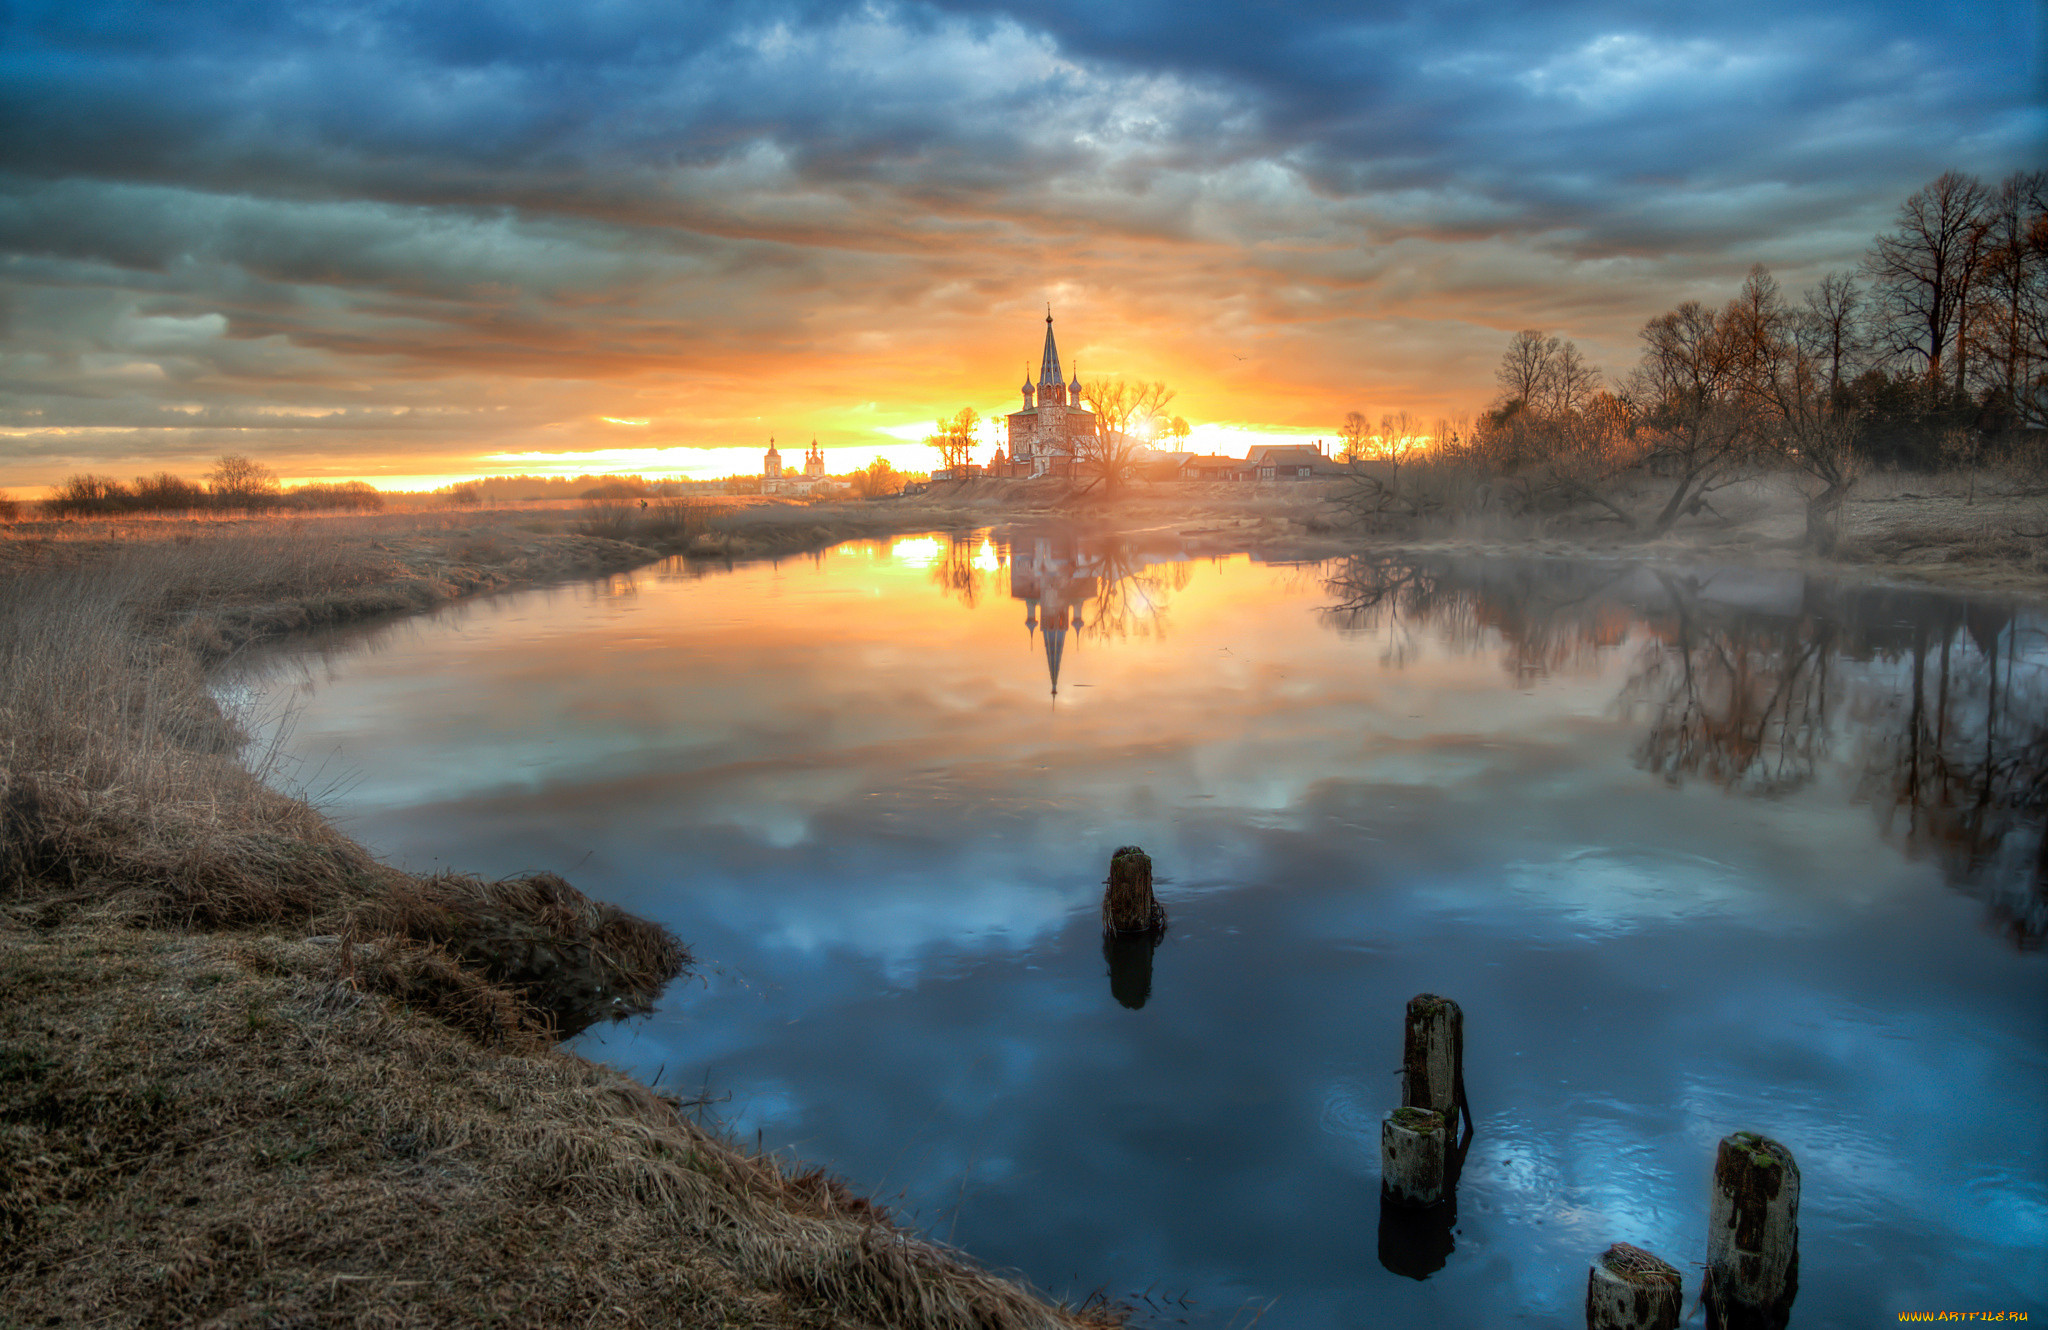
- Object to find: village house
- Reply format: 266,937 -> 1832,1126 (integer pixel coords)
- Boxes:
1172,441 -> 1347,481
1176,453 -> 1244,481
1242,442 -> 1348,481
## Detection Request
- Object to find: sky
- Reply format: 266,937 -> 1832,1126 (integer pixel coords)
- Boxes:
1,1 -> 2042,491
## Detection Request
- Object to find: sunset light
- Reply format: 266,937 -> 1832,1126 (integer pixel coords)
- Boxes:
5,5 -> 2041,1324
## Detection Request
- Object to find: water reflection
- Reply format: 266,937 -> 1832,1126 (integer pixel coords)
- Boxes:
1319,549 -> 2048,948
1378,1192 -> 1457,1281
231,528 -> 2048,1328
1007,532 -> 1187,694
1102,930 -> 1162,1009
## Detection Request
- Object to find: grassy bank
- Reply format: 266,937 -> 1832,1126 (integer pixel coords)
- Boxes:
0,514 -> 1117,1327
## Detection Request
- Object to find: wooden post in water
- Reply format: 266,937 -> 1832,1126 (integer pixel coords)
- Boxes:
1101,845 -> 1166,934
1704,1133 -> 1800,1330
1401,993 -> 1470,1141
1379,1107 -> 1446,1207
1586,1243 -> 1683,1330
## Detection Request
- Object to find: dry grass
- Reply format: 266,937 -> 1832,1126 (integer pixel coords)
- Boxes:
0,517 -> 1116,1329
0,928 -> 1110,1327
352,871 -> 692,1039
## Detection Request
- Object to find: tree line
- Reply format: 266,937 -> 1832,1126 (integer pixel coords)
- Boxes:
39,455 -> 385,516
1342,169 -> 2046,552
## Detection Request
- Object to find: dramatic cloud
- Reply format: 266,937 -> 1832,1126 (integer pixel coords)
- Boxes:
1,0 -> 2039,488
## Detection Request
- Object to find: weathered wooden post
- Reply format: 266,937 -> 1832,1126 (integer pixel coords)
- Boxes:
1704,1133 -> 1800,1330
1101,845 -> 1166,934
1402,993 -> 1470,1141
1586,1243 -> 1683,1330
1379,1106 -> 1446,1207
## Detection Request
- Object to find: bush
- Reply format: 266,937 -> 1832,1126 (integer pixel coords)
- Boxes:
131,472 -> 206,512
46,474 -> 135,516
576,496 -> 637,539
288,481 -> 386,513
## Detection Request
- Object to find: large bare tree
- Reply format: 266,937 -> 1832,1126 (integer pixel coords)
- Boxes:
1628,290 -> 1753,534
1495,330 -> 1556,407
1077,378 -> 1176,496
1967,170 -> 2048,430
1864,171 -> 1990,395
1492,329 -> 1599,416
207,454 -> 280,511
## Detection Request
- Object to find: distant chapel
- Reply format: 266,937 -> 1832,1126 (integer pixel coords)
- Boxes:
761,437 -> 827,495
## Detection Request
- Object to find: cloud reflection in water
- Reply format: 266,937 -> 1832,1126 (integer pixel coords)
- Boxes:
237,531 -> 2048,1326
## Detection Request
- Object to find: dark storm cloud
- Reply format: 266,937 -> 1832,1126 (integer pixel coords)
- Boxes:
0,0 -> 2039,483
9,0 -> 2024,236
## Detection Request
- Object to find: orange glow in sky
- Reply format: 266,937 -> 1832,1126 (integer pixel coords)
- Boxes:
3,0 -> 2030,495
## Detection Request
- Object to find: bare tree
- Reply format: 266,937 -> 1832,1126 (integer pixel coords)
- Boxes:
1499,329 -> 1556,407
1334,409 -> 1439,522
1864,171 -> 1991,394
1762,336 -> 1863,552
1495,330 -> 1556,408
1798,271 -> 1866,399
1338,410 -> 1372,463
1491,328 -> 1598,417
1722,265 -> 1797,404
1968,170 -> 2048,431
207,454 -> 280,511
926,407 -> 980,472
1077,379 -> 1176,497
1539,390 -> 1644,527
1541,340 -> 1602,416
1627,296 -> 1753,534
132,472 -> 205,511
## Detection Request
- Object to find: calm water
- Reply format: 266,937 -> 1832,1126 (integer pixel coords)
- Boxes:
238,530 -> 2048,1327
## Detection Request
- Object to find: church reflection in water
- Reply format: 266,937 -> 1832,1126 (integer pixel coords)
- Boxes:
1009,535 -> 1099,696
928,528 -> 1187,696
922,531 -> 2047,951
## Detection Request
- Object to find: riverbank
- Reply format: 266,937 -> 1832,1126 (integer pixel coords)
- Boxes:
699,466 -> 2048,599
0,514 -> 1120,1327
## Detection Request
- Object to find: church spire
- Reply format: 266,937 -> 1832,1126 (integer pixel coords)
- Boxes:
1038,309 -> 1063,388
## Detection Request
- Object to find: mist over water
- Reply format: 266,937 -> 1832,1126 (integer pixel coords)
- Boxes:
238,530 -> 2047,1327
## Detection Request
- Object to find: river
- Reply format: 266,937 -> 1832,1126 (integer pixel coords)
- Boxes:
237,529 -> 2048,1327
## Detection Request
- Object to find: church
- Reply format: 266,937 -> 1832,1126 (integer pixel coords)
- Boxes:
997,313 -> 1097,478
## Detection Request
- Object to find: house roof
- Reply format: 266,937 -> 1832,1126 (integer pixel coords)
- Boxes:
1246,445 -> 1346,471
